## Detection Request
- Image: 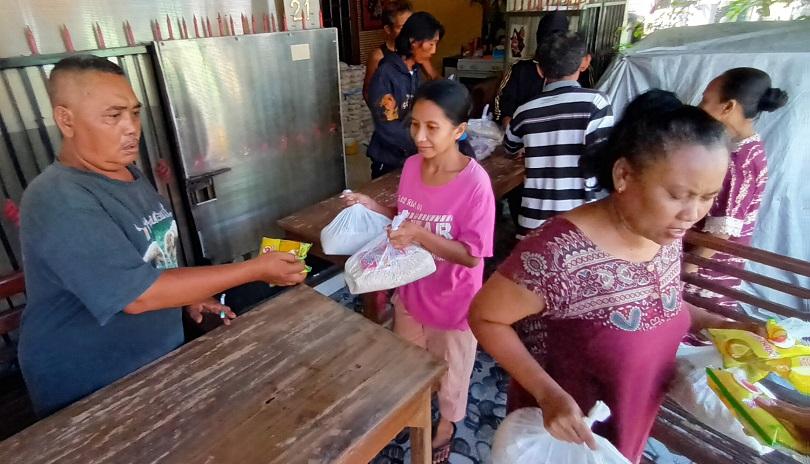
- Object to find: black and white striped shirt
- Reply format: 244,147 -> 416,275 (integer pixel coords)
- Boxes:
504,80 -> 613,233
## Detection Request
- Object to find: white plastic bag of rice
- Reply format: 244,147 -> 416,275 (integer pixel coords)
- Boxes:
492,402 -> 630,464
321,199 -> 391,256
344,210 -> 436,294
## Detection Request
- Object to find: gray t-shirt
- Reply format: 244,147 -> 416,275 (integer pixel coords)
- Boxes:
18,163 -> 183,416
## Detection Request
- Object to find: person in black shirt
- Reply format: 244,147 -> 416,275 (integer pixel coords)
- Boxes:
495,11 -> 569,227
494,11 -> 569,128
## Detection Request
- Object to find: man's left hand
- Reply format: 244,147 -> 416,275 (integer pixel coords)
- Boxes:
186,298 -> 236,326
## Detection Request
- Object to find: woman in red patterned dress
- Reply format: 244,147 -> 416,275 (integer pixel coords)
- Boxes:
684,68 -> 789,309
470,90 -> 762,463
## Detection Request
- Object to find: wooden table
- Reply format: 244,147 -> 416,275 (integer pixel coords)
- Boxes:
277,151 -> 525,262
0,286 -> 446,464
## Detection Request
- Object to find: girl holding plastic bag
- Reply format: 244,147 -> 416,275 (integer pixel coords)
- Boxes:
345,79 -> 495,463
470,90 -> 761,463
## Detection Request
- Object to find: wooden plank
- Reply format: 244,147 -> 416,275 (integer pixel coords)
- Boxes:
683,254 -> 810,300
277,151 -> 525,253
653,400 -> 801,464
0,307 -> 22,335
683,293 -> 761,324
0,271 -> 24,296
0,286 -> 446,464
681,273 -> 806,320
685,231 -> 810,279
482,149 -> 526,199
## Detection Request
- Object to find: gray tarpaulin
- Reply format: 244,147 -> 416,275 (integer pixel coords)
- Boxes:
597,21 -> 810,313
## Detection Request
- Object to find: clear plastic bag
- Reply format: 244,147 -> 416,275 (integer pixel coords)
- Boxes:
669,344 -> 774,454
343,210 -> 436,294
466,104 -> 504,161
321,195 -> 391,255
491,401 -> 631,464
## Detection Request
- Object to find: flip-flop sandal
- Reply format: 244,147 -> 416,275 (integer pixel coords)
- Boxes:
431,422 -> 456,464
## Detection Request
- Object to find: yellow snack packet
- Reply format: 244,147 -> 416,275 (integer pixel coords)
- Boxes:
706,368 -> 810,455
755,356 -> 810,395
259,237 -> 313,273
709,329 -> 810,366
260,237 -> 282,254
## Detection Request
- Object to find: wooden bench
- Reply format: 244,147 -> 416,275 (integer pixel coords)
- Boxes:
655,230 -> 810,463
277,150 -> 525,264
0,286 -> 445,464
0,272 -> 25,368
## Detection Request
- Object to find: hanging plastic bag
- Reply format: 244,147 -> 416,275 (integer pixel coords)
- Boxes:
491,401 -> 631,464
669,344 -> 773,454
343,210 -> 436,294
321,192 -> 391,255
466,104 -> 504,161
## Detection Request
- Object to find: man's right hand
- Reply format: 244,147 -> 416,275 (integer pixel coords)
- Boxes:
755,397 -> 810,443
254,251 -> 307,286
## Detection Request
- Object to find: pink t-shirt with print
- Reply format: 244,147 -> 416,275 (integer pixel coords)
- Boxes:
396,154 -> 496,331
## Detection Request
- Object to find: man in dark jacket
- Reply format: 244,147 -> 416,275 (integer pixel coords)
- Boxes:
494,11 -> 569,128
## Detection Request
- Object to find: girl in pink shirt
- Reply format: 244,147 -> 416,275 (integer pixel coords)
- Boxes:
346,79 -> 495,463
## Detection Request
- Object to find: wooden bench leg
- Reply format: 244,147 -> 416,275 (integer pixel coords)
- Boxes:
407,387 -> 432,464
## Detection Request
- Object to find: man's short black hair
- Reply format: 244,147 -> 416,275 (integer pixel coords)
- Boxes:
535,32 -> 587,80
382,0 -> 413,28
48,55 -> 125,102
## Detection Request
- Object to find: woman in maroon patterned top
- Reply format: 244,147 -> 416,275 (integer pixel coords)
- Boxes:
685,68 -> 789,308
470,90 -> 763,463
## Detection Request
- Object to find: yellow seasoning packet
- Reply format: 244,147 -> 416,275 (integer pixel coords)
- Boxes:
709,329 -> 810,366
260,237 -> 312,274
706,368 -> 810,455
755,356 -> 810,395
260,237 -> 282,254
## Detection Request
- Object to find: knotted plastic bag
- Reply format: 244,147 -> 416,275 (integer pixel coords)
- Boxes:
466,104 -> 504,161
344,210 -> 436,294
321,193 -> 391,255
491,401 -> 631,464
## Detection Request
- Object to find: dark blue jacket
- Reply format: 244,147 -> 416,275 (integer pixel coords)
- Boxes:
366,53 -> 419,168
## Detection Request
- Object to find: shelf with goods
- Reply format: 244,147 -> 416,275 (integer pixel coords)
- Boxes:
504,0 -> 626,77
505,0 -> 587,13
339,63 -> 374,156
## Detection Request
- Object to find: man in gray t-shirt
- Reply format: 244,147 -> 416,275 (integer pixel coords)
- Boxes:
19,55 -> 307,417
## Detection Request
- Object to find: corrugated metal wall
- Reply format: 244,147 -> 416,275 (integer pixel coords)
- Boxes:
0,1 -> 293,57
0,48 -> 193,278
582,0 -> 626,80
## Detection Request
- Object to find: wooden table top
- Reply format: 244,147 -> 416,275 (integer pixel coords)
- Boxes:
277,151 -> 524,249
0,286 -> 445,464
